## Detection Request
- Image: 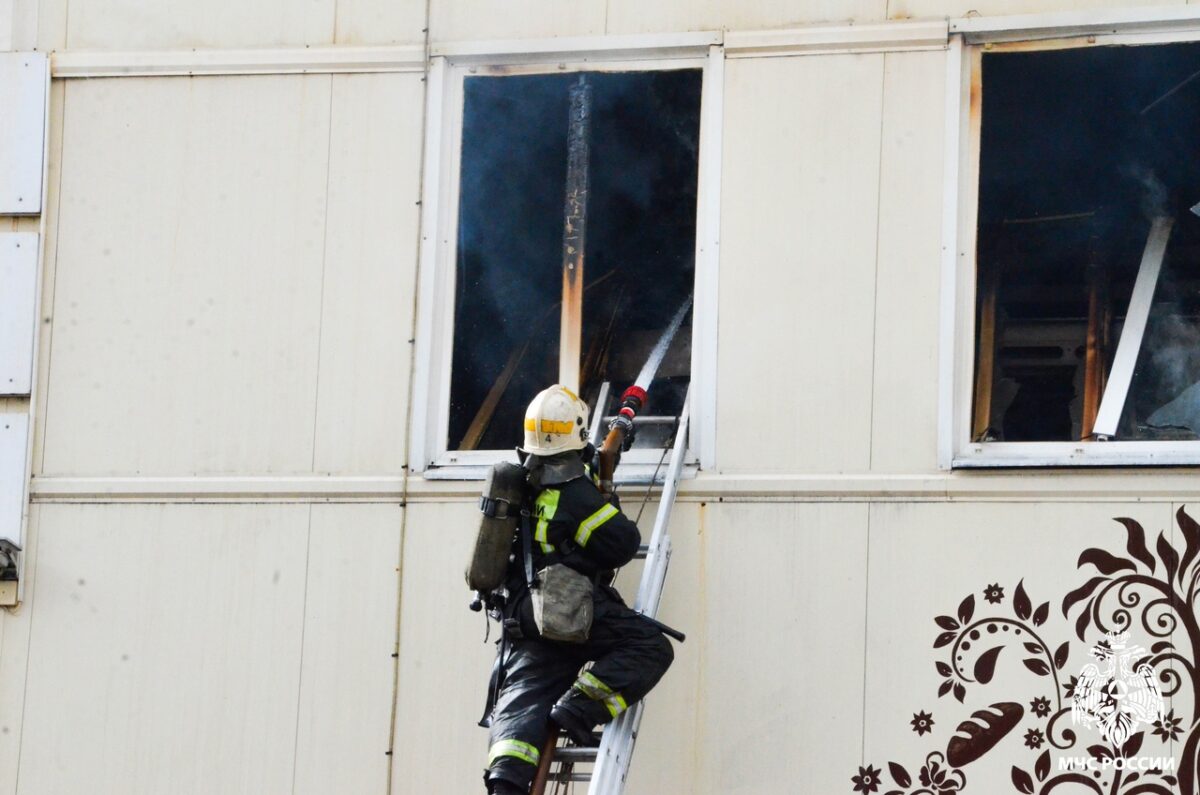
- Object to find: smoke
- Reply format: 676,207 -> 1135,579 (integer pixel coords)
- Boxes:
1144,311 -> 1200,404
1122,163 -> 1170,219
1135,254 -> 1200,438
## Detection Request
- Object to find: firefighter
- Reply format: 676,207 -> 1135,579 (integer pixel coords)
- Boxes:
482,385 -> 675,795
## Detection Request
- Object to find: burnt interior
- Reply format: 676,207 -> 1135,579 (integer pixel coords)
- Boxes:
976,42 -> 1200,442
449,69 -> 701,452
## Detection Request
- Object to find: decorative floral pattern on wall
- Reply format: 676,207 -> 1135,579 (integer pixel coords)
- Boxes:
852,507 -> 1200,794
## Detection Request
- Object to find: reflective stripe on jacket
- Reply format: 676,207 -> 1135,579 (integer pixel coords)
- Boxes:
529,476 -> 640,574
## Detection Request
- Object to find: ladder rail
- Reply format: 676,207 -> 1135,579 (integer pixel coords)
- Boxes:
589,381 -> 611,445
587,392 -> 690,795
633,392 -> 688,623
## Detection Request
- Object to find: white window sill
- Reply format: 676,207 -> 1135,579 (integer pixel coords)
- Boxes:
954,441 -> 1200,468
421,461 -> 699,483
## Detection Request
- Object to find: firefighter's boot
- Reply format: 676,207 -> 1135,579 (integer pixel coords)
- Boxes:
550,694 -> 609,747
549,701 -> 600,747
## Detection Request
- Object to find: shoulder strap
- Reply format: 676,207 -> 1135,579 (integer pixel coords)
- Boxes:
519,508 -> 535,589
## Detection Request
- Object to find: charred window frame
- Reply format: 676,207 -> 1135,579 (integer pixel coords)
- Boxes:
410,40 -> 723,478
944,14 -> 1200,467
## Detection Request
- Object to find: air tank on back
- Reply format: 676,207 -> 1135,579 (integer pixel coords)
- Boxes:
466,461 -> 528,592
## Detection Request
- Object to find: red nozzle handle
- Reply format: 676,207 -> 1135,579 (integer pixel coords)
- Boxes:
621,385 -> 648,409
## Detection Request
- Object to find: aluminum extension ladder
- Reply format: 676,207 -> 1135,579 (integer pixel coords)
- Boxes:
533,389 -> 690,795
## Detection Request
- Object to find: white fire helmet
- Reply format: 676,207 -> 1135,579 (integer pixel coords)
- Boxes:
522,385 -> 590,455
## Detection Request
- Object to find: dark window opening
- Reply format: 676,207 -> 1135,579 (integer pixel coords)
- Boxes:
974,42 -> 1200,443
449,69 -> 702,452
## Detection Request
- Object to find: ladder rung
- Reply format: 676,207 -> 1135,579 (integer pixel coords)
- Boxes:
602,414 -> 677,425
554,747 -> 598,763
633,544 -> 649,559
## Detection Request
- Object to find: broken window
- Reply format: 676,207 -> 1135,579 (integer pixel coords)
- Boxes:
973,42 -> 1200,444
448,69 -> 702,452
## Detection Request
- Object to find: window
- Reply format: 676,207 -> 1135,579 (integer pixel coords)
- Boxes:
948,25 -> 1200,466
412,41 -> 721,476
450,69 -> 700,451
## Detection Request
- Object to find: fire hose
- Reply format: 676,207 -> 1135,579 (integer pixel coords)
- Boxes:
596,296 -> 692,496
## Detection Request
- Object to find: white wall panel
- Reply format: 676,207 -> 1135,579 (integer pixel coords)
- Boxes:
864,502 -> 1175,788
18,503 -> 309,795
312,74 -> 422,475
0,412 -> 25,545
67,0 -> 334,50
0,0 -> 11,50
605,0 -> 885,35
43,76 -> 332,476
0,606 -> 8,792
391,502 -> 495,793
615,503 -> 705,795
7,0 -> 40,51
689,502 -> 867,793
892,0 -> 1186,22
429,0 -> 605,42
30,0 -> 66,52
0,503 -> 40,795
0,233 -> 36,395
293,504 -> 401,795
716,54 -> 885,473
0,53 -> 46,215
870,51 -> 946,473
605,0 -> 1185,31
335,0 -> 426,45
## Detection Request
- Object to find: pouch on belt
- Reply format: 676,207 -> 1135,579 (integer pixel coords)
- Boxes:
531,563 -> 593,643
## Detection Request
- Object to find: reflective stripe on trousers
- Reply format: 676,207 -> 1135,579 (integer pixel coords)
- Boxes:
572,670 -> 629,718
487,738 -> 541,767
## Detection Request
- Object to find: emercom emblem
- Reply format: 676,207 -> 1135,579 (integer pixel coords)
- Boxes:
1071,631 -> 1164,745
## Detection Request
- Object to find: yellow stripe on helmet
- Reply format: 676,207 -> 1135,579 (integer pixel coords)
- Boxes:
525,417 -> 576,435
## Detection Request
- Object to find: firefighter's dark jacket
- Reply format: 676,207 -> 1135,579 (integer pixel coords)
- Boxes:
483,449 -> 673,793
521,451 -> 639,579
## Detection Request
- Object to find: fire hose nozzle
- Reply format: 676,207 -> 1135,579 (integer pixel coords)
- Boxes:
598,385 -> 651,494
607,386 -> 647,451
607,408 -> 637,450
621,385 -> 647,409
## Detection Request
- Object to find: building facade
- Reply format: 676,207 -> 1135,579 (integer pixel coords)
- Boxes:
2,0 -> 1200,792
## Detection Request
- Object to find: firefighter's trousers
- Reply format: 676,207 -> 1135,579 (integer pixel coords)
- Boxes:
484,586 -> 674,792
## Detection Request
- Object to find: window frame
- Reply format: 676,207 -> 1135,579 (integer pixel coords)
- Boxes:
940,10 -> 1200,468
410,35 -> 723,479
